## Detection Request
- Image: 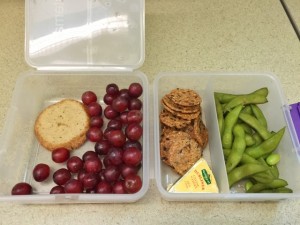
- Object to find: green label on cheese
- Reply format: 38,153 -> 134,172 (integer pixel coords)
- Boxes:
201,169 -> 211,185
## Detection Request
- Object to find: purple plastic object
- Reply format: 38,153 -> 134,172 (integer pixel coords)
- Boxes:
290,102 -> 300,142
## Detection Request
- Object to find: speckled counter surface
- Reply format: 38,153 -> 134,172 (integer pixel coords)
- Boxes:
1,0 -> 300,224
285,0 -> 300,33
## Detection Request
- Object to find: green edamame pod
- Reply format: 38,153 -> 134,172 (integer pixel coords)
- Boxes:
214,87 -> 268,105
226,124 -> 246,173
241,105 -> 253,115
250,104 -> 268,128
223,149 -> 259,165
269,165 -> 279,178
245,127 -> 285,159
239,112 -> 272,140
228,163 -> 268,187
245,180 -> 254,191
259,187 -> 293,193
222,104 -> 243,149
214,94 -> 224,136
214,92 -> 238,104
246,179 -> 288,193
239,122 -> 253,134
223,93 -> 268,112
245,133 -> 256,146
251,172 -> 274,184
252,132 -> 263,146
266,153 -> 280,166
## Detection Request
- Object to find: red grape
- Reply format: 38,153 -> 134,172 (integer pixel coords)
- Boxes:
95,181 -> 112,193
127,110 -> 143,124
11,182 -> 32,195
123,140 -> 142,151
94,140 -> 111,155
67,156 -> 83,173
112,96 -> 128,113
82,91 -> 97,105
106,147 -> 123,166
106,129 -> 126,147
106,83 -> 119,97
128,83 -> 143,98
33,163 -> 50,182
103,155 -> 113,168
119,111 -> 128,124
112,180 -> 127,194
107,118 -> 123,130
118,89 -> 130,100
87,102 -> 102,116
120,164 -> 138,179
50,186 -> 65,194
53,168 -> 71,185
82,173 -> 99,190
122,147 -> 142,167
103,93 -> 115,105
124,174 -> 142,193
77,170 -> 88,183
82,150 -> 99,162
90,115 -> 104,128
104,105 -> 119,119
128,98 -> 142,110
52,147 -> 70,163
86,127 -> 103,142
103,166 -> 121,183
64,179 -> 83,193
84,157 -> 102,173
125,123 -> 143,141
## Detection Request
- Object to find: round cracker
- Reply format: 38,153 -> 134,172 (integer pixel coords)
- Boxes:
167,88 -> 201,107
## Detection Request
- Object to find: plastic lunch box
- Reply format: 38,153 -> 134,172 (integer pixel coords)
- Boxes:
1,0 -> 300,203
153,72 -> 300,201
0,0 -> 149,203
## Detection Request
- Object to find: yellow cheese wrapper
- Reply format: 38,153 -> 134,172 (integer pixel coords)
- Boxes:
168,158 -> 219,193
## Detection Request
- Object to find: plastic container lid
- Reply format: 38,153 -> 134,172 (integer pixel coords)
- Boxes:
25,0 -> 145,71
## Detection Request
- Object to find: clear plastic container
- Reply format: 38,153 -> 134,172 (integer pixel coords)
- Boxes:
0,0 -> 149,203
153,72 -> 300,201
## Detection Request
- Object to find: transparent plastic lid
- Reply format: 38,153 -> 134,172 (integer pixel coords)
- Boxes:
25,0 -> 145,70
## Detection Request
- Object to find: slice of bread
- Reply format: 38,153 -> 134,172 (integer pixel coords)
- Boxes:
34,99 -> 90,151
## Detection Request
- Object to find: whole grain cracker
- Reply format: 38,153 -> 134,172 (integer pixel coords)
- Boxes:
162,95 -> 200,113
168,137 -> 201,175
160,109 -> 191,129
167,88 -> 201,107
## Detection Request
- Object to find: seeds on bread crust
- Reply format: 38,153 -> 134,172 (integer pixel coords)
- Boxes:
34,99 -> 90,151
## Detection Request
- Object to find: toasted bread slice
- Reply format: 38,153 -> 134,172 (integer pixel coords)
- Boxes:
34,99 -> 90,151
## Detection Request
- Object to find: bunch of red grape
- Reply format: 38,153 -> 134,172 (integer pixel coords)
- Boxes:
11,83 -> 143,195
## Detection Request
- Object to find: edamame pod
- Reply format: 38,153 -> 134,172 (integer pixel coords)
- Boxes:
266,153 -> 280,166
222,104 -> 243,149
239,112 -> 272,140
250,104 -> 268,128
245,127 -> 285,159
223,93 -> 268,112
241,105 -> 253,115
245,133 -> 256,146
214,94 -> 224,136
246,179 -> 288,193
228,163 -> 268,187
226,124 -> 246,173
259,187 -> 293,193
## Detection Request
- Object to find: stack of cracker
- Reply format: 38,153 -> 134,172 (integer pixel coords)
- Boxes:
159,88 -> 208,175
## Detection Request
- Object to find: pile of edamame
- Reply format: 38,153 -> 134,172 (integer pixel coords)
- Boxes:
214,87 -> 293,193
